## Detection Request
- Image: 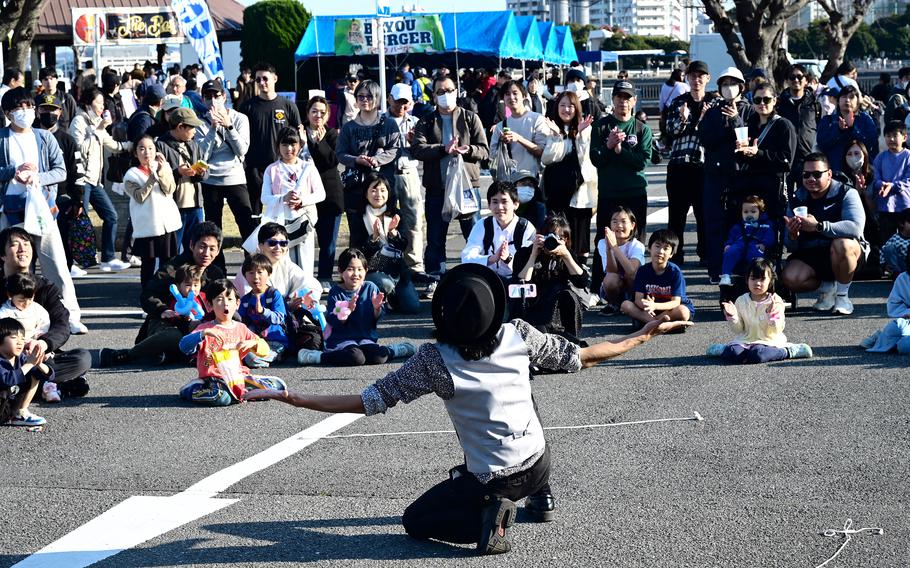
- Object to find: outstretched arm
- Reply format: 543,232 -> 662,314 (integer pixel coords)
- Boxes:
243,389 -> 366,414
579,316 -> 691,368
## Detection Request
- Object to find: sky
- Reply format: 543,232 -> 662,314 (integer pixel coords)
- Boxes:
237,0 -> 507,15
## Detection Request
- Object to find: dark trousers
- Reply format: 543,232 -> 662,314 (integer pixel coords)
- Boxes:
424,193 -> 477,275
244,166 -> 266,216
560,207 -> 593,262
321,343 -> 391,366
55,194 -> 76,267
721,343 -> 788,364
48,348 -> 92,383
721,241 -> 765,275
666,161 -> 706,265
202,183 -> 256,273
402,447 -> 551,545
702,173 -> 729,279
592,194 -> 648,290
315,204 -> 342,281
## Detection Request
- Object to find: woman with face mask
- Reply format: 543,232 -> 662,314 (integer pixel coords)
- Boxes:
841,140 -> 881,273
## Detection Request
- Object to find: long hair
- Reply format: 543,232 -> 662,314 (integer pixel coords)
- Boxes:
546,91 -> 582,139
841,139 -> 873,185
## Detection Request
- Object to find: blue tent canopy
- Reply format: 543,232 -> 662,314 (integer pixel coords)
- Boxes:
513,15 -> 543,61
553,25 -> 578,65
294,11 -> 525,63
578,50 -> 619,63
537,21 -> 560,64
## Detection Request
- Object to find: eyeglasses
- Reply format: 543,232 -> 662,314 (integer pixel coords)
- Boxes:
802,170 -> 829,179
435,89 -> 456,96
753,96 -> 775,105
356,94 -> 374,101
789,74 -> 805,81
265,239 -> 289,248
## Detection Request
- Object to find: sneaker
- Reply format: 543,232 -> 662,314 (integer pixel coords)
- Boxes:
706,343 -> 726,357
786,343 -> 813,359
70,321 -> 88,335
477,497 -> 516,555
42,381 -> 61,403
128,255 -> 142,267
320,281 -> 332,294
832,294 -> 854,315
813,289 -> 836,311
598,303 -> 620,317
421,281 -> 437,300
7,411 -> 46,427
70,265 -> 87,278
860,331 -> 880,349
297,348 -> 323,365
98,348 -> 131,368
57,376 -> 89,398
524,491 -> 555,523
100,259 -> 131,272
388,342 -> 417,359
718,274 -> 732,286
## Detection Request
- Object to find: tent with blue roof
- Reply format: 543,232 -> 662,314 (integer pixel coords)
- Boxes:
513,15 -> 544,62
537,21 -> 560,64
553,25 -> 578,65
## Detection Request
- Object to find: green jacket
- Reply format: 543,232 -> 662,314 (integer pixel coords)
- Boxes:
590,114 -> 652,199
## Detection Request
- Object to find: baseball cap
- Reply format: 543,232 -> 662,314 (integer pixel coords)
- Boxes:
35,93 -> 62,109
612,80 -> 636,97
717,67 -> 745,85
168,107 -> 203,128
686,60 -> 709,76
389,83 -> 413,102
201,79 -> 224,95
162,94 -> 183,111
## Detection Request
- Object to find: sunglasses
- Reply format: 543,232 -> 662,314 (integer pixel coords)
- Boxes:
356,94 -> 374,101
265,239 -> 289,248
254,76 -> 271,83
802,170 -> 829,179
789,75 -> 805,81
435,89 -> 456,96
753,96 -> 775,105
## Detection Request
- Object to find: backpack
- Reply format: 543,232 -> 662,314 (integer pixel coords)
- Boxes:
482,216 -> 529,256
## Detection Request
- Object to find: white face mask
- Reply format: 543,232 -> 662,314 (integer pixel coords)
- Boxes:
566,81 -> 583,93
845,154 -> 864,170
516,185 -> 535,204
10,108 -> 35,129
720,85 -> 739,101
437,92 -> 457,109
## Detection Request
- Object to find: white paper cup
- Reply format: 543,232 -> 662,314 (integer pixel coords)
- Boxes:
734,127 -> 749,143
793,206 -> 808,218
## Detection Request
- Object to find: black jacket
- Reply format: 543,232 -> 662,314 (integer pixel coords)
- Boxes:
734,113 -> 797,177
305,127 -> 344,216
50,127 -> 83,203
776,90 -> 820,162
698,98 -> 754,176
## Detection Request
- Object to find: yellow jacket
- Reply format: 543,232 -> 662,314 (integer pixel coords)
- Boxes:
727,293 -> 787,346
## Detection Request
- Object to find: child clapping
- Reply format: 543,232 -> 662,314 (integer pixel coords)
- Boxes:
708,259 -> 812,363
238,254 -> 289,367
621,229 -> 694,328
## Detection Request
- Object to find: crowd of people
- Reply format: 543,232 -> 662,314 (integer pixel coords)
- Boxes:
1,55 -> 908,555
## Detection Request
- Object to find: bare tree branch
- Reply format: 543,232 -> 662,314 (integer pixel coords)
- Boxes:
7,0 -> 48,69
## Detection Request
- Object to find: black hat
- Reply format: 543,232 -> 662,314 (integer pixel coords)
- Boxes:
612,80 -> 636,97
35,93 -> 62,109
565,68 -> 586,84
201,79 -> 224,94
686,60 -> 709,76
432,264 -> 505,346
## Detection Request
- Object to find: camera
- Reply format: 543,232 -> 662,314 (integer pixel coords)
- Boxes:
543,233 -> 563,251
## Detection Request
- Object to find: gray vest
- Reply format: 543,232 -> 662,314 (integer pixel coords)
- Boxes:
437,323 -> 546,474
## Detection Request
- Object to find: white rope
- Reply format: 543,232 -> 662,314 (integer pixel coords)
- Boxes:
814,518 -> 883,568
318,411 -> 704,440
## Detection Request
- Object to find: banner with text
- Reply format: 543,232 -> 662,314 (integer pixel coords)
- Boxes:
171,0 -> 225,79
334,15 -> 445,56
72,7 -> 184,46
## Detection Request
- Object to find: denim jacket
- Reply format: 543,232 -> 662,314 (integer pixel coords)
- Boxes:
0,127 -> 67,200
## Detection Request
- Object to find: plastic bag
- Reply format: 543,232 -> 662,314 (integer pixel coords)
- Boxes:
23,182 -> 54,237
441,154 -> 480,223
491,126 -> 517,181
212,349 -> 245,401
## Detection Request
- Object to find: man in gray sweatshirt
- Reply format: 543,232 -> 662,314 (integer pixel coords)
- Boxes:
195,79 -> 253,272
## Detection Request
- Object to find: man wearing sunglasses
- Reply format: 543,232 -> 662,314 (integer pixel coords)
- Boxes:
238,62 -> 301,216
777,64 -> 821,191
781,152 -> 868,315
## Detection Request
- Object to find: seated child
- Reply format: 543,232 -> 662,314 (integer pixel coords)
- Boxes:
296,248 -> 416,366
0,318 -> 54,427
621,229 -> 694,328
238,253 -> 289,368
179,279 -> 287,406
597,206 -> 646,316
462,181 -> 536,284
719,195 -> 776,286
707,258 -> 813,363
100,264 -> 206,367
861,248 -> 910,353
880,208 -> 910,276
511,213 -> 591,340
0,273 -> 57,402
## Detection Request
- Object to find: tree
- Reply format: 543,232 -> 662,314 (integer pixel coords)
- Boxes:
568,23 -> 595,51
0,0 -> 48,69
241,0 -> 311,92
845,22 -> 877,60
816,0 -> 876,78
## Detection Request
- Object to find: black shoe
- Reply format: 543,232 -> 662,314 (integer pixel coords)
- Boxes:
477,497 -> 516,555
98,348 -> 131,368
411,271 -> 439,286
598,304 -> 620,317
524,492 -> 556,522
58,376 -> 89,398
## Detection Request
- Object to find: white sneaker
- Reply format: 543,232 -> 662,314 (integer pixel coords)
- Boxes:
718,274 -> 732,286
832,295 -> 854,315
128,255 -> 142,267
100,259 -> 131,271
70,265 -> 87,278
813,289 -> 836,311
70,321 -> 88,335
42,381 -> 61,403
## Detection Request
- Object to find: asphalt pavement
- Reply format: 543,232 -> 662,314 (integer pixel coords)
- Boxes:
1,165 -> 908,568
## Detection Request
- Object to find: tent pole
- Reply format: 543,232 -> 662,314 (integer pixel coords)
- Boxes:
314,18 -> 323,89
454,13 -> 461,92
378,18 -> 388,113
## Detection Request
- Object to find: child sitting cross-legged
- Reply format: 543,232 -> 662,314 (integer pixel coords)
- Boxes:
238,253 -> 289,368
707,258 -> 813,363
620,229 -> 694,329
178,279 -> 287,406
861,247 -> 910,353
718,195 -> 776,287
0,318 -> 54,427
296,248 -> 416,366
880,208 -> 910,277
0,273 -> 57,402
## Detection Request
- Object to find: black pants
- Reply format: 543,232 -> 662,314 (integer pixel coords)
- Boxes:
48,348 -> 92,384
202,182 -> 257,273
666,161 -> 706,265
321,343 -> 391,366
402,447 -> 551,545
244,166 -> 266,216
592,194 -> 648,290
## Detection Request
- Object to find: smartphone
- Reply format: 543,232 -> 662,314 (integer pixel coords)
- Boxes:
508,283 -> 537,299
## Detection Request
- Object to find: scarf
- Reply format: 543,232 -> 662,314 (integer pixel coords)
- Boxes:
363,204 -> 390,243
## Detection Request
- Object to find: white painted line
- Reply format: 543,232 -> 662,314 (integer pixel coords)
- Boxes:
72,274 -> 140,281
80,309 -> 146,316
14,412 -> 364,568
